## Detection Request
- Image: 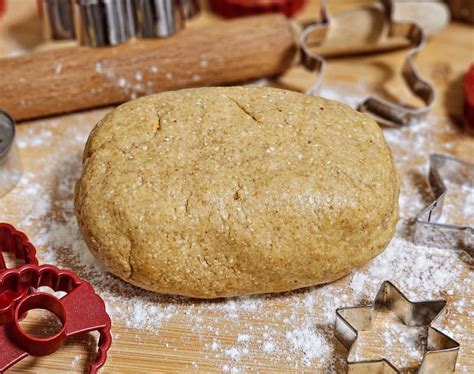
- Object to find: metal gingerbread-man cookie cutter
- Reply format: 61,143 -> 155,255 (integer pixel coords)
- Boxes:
0,224 -> 112,374
414,153 -> 474,256
335,281 -> 460,373
300,0 -> 435,127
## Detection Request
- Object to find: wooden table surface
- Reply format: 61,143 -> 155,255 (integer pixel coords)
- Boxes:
0,1 -> 473,373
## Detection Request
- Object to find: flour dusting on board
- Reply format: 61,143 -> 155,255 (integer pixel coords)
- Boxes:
0,87 -> 472,372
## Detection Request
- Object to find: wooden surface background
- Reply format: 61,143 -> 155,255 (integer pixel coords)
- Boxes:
0,1 -> 473,373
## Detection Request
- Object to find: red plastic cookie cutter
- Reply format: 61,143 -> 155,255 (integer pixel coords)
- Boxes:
0,223 -> 38,319
209,0 -> 306,18
0,223 -> 38,271
0,224 -> 111,374
0,265 -> 112,373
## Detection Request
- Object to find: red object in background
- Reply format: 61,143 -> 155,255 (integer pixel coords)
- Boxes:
464,64 -> 474,129
210,0 -> 306,18
0,0 -> 5,18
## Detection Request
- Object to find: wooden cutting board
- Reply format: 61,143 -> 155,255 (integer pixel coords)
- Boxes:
0,1 -> 472,373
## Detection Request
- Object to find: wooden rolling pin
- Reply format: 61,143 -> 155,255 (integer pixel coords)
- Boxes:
0,3 -> 448,121
0,15 -> 296,121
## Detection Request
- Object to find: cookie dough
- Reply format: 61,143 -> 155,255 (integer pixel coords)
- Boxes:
75,87 -> 399,298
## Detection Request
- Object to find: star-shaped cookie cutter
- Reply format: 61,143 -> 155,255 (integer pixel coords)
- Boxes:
300,0 -> 435,127
414,153 -> 474,255
335,281 -> 460,373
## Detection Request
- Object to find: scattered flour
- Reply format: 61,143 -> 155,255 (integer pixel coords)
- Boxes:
438,181 -> 474,226
54,62 -> 62,75
17,127 -> 53,148
237,334 -> 251,343
71,355 -> 81,368
94,62 -> 205,99
350,311 -> 427,369
0,85 -> 472,372
285,324 -> 332,367
262,341 -> 276,353
200,55 -> 208,68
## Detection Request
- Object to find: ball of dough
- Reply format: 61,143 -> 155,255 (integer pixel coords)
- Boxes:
74,87 -> 399,298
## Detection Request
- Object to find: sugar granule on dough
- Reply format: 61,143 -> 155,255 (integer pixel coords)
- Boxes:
0,88 -> 472,372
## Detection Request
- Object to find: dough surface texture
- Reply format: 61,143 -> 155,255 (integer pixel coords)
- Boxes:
75,87 -> 399,298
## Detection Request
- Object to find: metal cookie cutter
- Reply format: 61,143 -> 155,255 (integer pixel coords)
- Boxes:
41,0 -> 76,41
300,0 -> 435,127
181,0 -> 200,19
0,265 -> 112,374
135,0 -> 185,38
73,0 -> 191,46
335,281 -> 460,373
0,223 -> 38,324
0,110 -> 22,198
414,153 -> 474,255
75,0 -> 138,46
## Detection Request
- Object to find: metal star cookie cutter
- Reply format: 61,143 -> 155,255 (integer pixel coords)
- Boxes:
414,153 -> 474,255
335,281 -> 460,373
300,0 -> 435,127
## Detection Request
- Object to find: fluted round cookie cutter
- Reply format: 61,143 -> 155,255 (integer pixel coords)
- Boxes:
300,0 -> 435,127
0,110 -> 22,198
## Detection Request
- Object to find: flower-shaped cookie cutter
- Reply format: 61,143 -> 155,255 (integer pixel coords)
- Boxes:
300,0 -> 435,127
335,281 -> 460,373
0,223 -> 38,271
0,223 -> 112,373
414,153 -> 474,255
0,265 -> 112,373
0,223 -> 38,322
